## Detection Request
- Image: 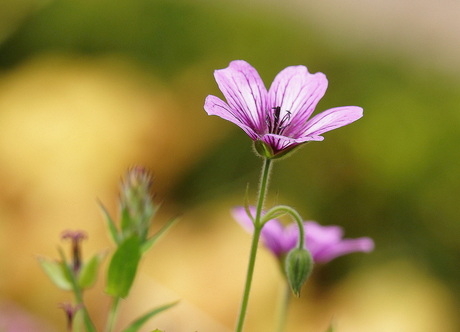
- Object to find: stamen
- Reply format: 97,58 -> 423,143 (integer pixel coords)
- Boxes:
266,107 -> 291,135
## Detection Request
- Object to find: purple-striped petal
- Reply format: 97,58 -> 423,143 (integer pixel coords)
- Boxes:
204,95 -> 259,140
268,66 -> 328,136
213,60 -> 268,133
302,106 -> 363,139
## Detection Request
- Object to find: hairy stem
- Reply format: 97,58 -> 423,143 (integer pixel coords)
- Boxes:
235,158 -> 272,332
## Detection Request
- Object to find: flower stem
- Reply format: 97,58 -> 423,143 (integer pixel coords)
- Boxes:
105,297 -> 121,332
58,248 -> 97,332
235,158 -> 272,332
274,282 -> 291,332
261,205 -> 306,249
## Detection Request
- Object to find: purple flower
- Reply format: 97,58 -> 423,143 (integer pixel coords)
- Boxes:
204,60 -> 363,157
232,207 -> 374,263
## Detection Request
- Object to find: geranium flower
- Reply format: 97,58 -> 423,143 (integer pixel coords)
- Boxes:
232,207 -> 374,263
204,60 -> 363,158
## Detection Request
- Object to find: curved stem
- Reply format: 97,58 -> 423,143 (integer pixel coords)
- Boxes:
261,205 -> 305,249
235,158 -> 272,332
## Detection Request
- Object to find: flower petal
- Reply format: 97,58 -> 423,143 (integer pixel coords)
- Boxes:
313,237 -> 374,263
214,60 -> 268,133
231,206 -> 255,233
261,219 -> 287,257
268,66 -> 328,136
304,222 -> 343,259
302,106 -> 363,139
232,206 -> 286,257
283,223 -> 301,253
204,95 -> 259,140
261,132 -> 324,154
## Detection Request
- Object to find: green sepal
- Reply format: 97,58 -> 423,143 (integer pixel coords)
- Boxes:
140,217 -> 178,254
254,140 -> 275,159
243,184 -> 255,224
99,201 -> 121,245
78,252 -> 106,289
121,301 -> 178,332
253,140 -> 301,160
38,257 -> 72,290
284,248 -> 313,297
106,235 -> 141,298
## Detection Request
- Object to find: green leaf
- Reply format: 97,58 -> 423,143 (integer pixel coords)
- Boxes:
140,217 -> 178,254
121,301 -> 178,332
98,200 -> 121,245
106,235 -> 141,298
38,257 -> 72,290
78,252 -> 106,289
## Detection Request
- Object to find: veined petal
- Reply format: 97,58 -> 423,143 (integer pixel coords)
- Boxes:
214,60 -> 268,133
268,66 -> 328,134
261,133 -> 323,155
313,237 -> 374,263
302,106 -> 363,138
204,95 -> 259,140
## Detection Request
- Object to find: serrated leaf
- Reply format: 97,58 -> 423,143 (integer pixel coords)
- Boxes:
121,301 -> 178,332
78,252 -> 106,289
106,235 -> 141,298
141,217 -> 178,254
98,200 -> 121,245
38,257 -> 72,290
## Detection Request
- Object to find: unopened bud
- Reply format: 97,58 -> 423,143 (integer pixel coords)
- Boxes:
61,230 -> 87,274
284,248 -> 313,297
120,166 -> 155,241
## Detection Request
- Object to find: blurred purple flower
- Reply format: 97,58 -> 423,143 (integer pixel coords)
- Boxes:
204,60 -> 363,157
232,207 -> 374,263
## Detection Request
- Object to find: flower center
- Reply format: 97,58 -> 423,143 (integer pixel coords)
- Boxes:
266,106 -> 291,135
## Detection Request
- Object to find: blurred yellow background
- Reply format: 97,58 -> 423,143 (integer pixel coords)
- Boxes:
0,0 -> 459,331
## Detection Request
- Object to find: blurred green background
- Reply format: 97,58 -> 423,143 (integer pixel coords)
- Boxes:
0,0 -> 459,331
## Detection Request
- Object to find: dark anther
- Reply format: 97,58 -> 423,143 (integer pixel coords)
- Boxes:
266,107 -> 291,135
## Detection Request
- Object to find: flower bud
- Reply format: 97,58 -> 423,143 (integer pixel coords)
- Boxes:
284,248 -> 313,297
119,166 -> 156,241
